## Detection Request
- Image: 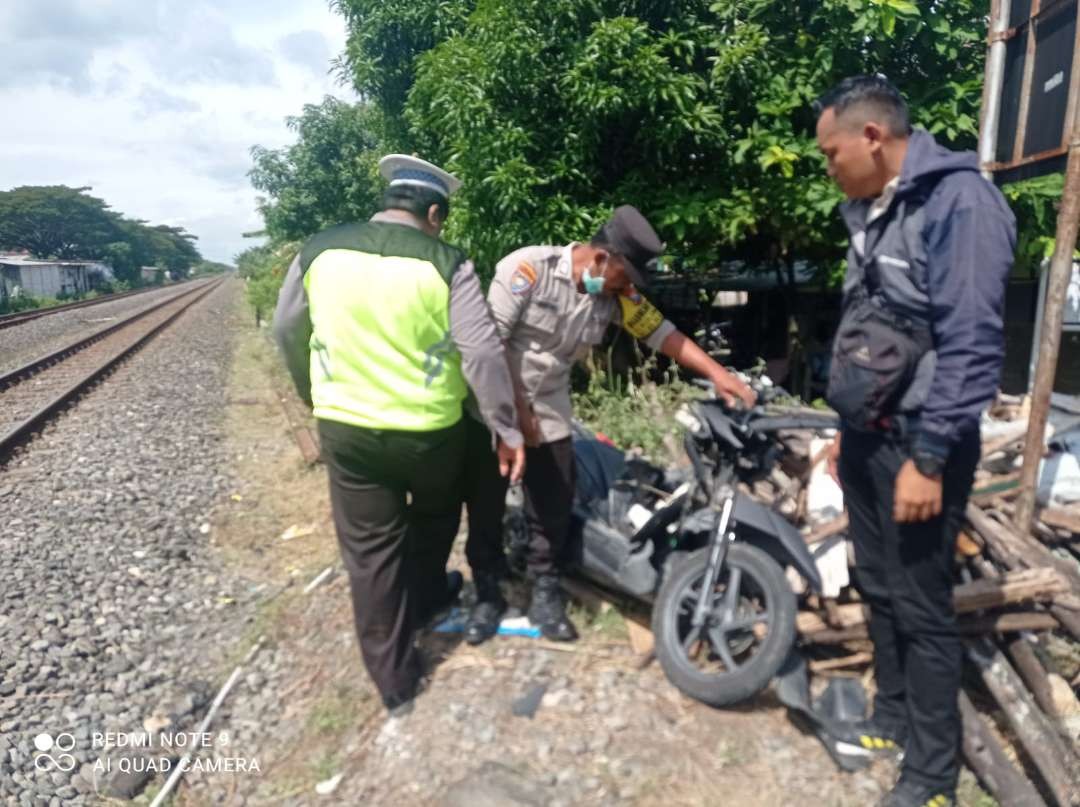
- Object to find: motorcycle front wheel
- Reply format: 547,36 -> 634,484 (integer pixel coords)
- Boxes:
652,542 -> 796,707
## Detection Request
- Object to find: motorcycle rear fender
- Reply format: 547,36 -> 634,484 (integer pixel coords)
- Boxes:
731,493 -> 823,592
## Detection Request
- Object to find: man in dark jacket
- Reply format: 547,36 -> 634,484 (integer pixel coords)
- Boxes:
816,77 -> 1015,807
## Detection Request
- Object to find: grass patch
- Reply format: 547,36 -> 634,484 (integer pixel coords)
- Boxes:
310,750 -> 341,783
306,684 -> 360,737
568,600 -> 629,641
956,775 -> 998,807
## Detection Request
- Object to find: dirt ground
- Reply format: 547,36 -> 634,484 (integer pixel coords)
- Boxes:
163,297 -> 995,807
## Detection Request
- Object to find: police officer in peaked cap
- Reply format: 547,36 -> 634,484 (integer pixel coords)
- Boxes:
273,155 -> 525,715
460,205 -> 755,644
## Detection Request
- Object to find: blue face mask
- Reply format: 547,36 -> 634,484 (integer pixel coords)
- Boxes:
583,261 -> 607,295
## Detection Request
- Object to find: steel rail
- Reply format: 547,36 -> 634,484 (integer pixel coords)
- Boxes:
0,280 -> 216,391
0,280 -> 201,331
0,279 -> 225,459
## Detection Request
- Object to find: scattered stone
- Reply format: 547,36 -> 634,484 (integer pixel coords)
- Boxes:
315,773 -> 344,796
511,684 -> 547,719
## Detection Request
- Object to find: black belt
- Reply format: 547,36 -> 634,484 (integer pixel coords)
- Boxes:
869,413 -> 919,442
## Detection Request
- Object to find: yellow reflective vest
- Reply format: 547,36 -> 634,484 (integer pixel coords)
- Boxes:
300,221 -> 467,431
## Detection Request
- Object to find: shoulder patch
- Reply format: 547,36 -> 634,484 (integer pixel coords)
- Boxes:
618,290 -> 664,340
510,261 -> 537,295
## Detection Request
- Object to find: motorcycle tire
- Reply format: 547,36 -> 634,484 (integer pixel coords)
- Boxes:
652,543 -> 796,707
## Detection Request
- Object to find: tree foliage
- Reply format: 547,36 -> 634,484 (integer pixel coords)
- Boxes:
406,0 -> 993,271
0,185 -> 202,284
250,98 -> 389,242
235,242 -> 299,323
251,0 -> 1056,283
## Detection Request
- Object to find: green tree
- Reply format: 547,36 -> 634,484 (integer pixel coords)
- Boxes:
0,185 -> 202,284
253,0 -> 1055,287
0,186 -> 123,259
250,97 -> 387,242
236,242 -> 298,324
405,0 -> 993,271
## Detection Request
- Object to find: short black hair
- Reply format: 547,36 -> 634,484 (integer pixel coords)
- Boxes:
382,184 -> 449,222
814,75 -> 911,137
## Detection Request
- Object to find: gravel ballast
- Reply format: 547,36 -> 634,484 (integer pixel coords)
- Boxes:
0,279 -> 256,805
0,283 -> 210,376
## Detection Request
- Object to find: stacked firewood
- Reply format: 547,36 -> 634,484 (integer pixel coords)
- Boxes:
759,396 -> 1080,806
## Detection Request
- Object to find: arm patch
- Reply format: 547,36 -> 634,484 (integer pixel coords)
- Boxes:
510,261 -> 537,295
618,291 -> 664,340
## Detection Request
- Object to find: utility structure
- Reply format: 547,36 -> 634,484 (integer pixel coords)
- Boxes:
979,0 -> 1080,530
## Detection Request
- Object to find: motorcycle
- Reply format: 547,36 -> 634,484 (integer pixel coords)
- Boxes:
505,383 -> 838,706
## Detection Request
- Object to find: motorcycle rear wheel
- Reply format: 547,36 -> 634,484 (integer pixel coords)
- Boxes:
652,543 -> 796,707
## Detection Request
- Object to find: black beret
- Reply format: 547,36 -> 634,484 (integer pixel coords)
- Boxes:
592,205 -> 665,288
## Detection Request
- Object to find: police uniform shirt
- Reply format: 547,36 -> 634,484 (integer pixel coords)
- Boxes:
488,244 -> 676,443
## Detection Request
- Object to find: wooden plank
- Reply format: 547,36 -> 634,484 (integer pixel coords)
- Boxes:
798,568 -> 1070,636
1007,636 -> 1062,720
957,567 -> 1070,612
966,638 -> 1080,807
959,689 -> 1047,807
800,612 -> 1061,644
808,651 -> 873,673
1040,507 -> 1080,536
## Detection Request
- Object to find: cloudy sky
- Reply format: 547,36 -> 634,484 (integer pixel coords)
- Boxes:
0,0 -> 353,263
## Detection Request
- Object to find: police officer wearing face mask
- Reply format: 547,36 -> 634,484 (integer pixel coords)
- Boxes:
272,155 -> 525,715
461,206 -> 755,643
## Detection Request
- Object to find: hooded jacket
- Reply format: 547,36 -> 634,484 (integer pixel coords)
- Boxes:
837,128 -> 1017,459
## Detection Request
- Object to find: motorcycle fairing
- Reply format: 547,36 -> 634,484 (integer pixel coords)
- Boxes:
732,493 -> 823,592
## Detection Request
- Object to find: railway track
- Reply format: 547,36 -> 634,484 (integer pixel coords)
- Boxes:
0,278 -> 224,458
0,281 -> 197,331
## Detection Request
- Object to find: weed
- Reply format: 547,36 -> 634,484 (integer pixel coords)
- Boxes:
572,347 -> 702,463
307,685 -> 358,736
311,750 -> 340,782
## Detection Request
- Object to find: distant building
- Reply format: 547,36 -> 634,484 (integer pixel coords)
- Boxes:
0,256 -> 113,302
140,266 -> 166,284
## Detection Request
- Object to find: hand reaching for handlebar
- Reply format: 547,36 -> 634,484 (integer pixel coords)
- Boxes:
712,371 -> 757,409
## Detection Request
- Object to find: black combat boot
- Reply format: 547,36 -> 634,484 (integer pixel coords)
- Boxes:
464,572 -> 507,645
877,778 -> 953,807
527,574 -> 578,642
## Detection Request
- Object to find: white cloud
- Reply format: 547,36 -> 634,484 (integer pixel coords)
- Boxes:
0,0 -> 354,263
279,30 -> 333,76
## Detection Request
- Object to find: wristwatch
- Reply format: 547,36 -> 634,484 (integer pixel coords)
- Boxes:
912,451 -> 946,479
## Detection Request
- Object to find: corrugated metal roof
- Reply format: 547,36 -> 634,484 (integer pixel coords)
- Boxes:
0,256 -> 110,268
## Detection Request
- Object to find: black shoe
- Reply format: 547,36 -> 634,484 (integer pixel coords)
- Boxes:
382,675 -> 422,717
415,571 -> 464,625
877,779 -> 953,807
837,717 -> 906,755
527,574 -> 578,642
465,572 -> 507,645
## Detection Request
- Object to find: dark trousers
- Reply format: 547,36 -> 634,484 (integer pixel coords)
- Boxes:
463,415 -> 509,576
463,418 -> 575,580
318,418 -> 466,704
839,428 -> 979,791
522,437 -> 576,578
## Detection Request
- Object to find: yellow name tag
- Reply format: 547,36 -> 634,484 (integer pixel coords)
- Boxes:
618,292 -> 664,340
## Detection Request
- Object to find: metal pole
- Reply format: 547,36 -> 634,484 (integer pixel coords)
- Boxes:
1014,138 -> 1080,531
979,0 -> 1012,179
